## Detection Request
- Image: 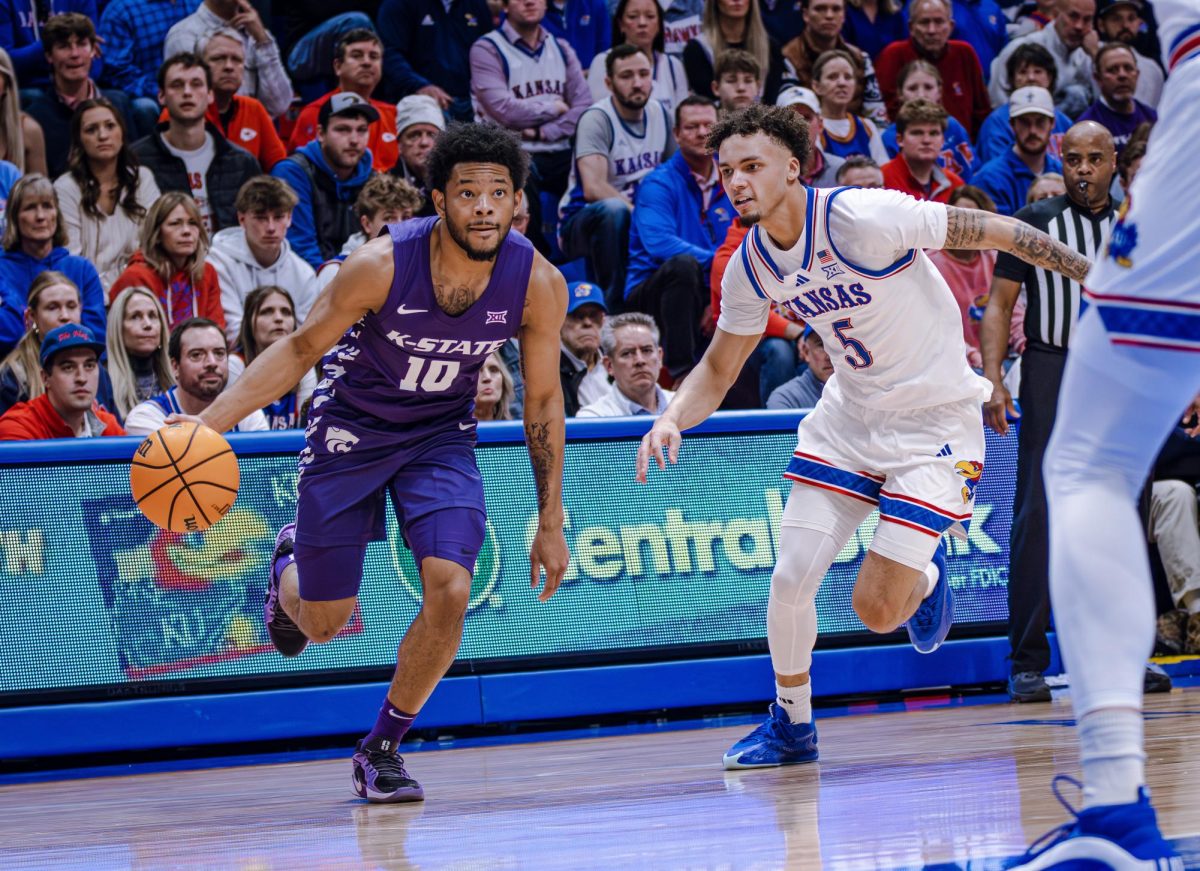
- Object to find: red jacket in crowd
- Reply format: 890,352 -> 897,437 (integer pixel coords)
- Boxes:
159,96 -> 288,170
287,89 -> 399,173
0,394 -> 125,440
710,222 -> 803,340
881,156 -> 964,202
875,38 -> 991,136
108,251 -> 227,332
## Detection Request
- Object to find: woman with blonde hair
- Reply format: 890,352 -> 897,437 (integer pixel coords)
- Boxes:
474,351 -> 516,421
108,192 -> 226,332
55,98 -> 161,292
231,285 -> 315,429
0,271 -> 115,416
0,48 -> 47,175
0,174 -> 107,352
683,0 -> 788,104
106,286 -> 174,420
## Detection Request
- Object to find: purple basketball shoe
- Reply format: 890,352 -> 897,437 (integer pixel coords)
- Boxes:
352,737 -> 425,802
264,523 -> 309,657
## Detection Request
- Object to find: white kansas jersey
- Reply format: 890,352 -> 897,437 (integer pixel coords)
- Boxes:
1084,0 -> 1200,353
719,186 -> 992,411
474,30 -> 571,153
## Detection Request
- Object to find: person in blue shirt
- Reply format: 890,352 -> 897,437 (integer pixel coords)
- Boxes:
625,95 -> 732,381
542,0 -> 612,71
0,0 -> 98,88
949,0 -> 1007,81
0,158 -> 19,225
0,174 -> 105,354
377,0 -> 493,120
879,58 -> 979,181
842,0 -> 906,61
976,43 -> 1073,164
972,85 -> 1063,216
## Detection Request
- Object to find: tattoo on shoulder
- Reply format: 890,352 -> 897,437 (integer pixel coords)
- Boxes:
944,207 -> 986,249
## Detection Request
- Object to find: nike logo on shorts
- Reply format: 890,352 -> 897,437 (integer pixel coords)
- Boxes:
396,304 -> 428,315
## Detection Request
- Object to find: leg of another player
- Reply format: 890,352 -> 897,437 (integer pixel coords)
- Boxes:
1014,308 -> 1197,867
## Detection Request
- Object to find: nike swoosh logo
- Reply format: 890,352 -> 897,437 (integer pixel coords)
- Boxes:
396,304 -> 428,315
459,422 -> 476,430
386,710 -> 407,720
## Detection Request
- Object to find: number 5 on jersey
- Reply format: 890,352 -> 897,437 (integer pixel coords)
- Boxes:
831,318 -> 873,369
398,356 -> 461,392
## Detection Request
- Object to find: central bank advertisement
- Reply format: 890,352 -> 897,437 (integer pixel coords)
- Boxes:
0,426 -> 1017,700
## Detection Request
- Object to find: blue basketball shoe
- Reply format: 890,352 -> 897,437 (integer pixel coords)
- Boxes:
264,523 -> 309,657
1010,776 -> 1182,870
906,538 -> 954,654
722,704 -> 819,770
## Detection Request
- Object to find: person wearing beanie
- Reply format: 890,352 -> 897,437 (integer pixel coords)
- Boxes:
390,93 -> 445,216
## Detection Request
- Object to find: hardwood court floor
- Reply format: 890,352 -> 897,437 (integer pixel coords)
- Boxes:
4,689 -> 1200,870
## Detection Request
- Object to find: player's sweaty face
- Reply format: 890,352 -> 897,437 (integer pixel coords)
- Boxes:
440,163 -> 517,262
718,133 -> 795,225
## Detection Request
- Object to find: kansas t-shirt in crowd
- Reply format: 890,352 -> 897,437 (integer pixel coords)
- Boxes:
162,133 -> 217,232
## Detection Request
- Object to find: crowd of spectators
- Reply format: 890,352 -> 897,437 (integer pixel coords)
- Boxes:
0,0 -> 1180,441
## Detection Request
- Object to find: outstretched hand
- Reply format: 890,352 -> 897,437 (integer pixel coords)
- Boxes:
530,525 -> 569,602
635,419 -> 682,483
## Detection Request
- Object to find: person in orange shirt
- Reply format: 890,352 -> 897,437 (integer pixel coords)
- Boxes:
880,99 -> 964,203
0,323 -> 124,439
286,28 -> 398,172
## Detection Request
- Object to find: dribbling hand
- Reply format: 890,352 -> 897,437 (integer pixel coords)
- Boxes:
635,419 -> 682,483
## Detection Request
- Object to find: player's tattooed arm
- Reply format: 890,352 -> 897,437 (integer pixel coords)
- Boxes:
518,256 -> 571,601
944,207 -> 1092,283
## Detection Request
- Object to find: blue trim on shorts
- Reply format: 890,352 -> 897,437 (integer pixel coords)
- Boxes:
878,494 -> 959,537
783,454 -> 882,502
1094,303 -> 1200,345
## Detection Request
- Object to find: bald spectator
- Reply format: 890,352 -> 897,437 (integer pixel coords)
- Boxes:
390,95 -> 444,217
982,120 -> 1117,702
835,154 -> 884,187
875,0 -> 991,135
976,43 -> 1073,163
780,0 -> 885,124
990,0 -> 1097,118
1094,0 -> 1162,108
1027,171 -> 1067,202
163,0 -> 294,119
1077,42 -> 1156,153
881,99 -> 964,202
470,0 -> 591,210
973,86 -> 1063,215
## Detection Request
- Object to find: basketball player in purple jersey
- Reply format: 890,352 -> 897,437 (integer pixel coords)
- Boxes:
169,124 -> 570,802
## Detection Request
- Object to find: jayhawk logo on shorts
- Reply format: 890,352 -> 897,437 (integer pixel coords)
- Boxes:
1107,197 -> 1137,268
955,460 -> 983,504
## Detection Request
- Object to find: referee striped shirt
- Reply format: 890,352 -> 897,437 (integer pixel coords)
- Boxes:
993,194 -> 1116,350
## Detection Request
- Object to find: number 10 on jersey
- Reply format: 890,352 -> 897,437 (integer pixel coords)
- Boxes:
398,356 -> 461,392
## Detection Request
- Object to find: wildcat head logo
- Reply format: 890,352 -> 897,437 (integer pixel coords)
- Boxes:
324,426 -> 360,454
955,460 -> 983,504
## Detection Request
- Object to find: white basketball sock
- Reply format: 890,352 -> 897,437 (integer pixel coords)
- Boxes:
776,681 -> 812,725
923,561 -> 939,598
1078,708 -> 1145,808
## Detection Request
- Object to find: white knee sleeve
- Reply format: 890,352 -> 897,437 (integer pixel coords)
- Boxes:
768,485 -> 871,676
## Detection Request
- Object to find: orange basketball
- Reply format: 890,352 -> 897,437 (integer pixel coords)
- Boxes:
130,422 -> 240,533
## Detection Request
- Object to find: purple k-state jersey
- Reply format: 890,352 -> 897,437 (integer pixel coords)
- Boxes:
308,216 -> 533,431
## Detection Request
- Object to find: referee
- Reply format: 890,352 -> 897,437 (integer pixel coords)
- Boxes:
981,121 -> 1117,703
